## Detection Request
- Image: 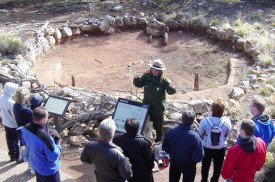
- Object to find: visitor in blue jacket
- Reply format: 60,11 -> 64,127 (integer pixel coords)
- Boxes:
162,110 -> 204,182
22,107 -> 62,182
237,97 -> 275,148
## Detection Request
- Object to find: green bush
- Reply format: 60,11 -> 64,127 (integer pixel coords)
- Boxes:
0,34 -> 23,56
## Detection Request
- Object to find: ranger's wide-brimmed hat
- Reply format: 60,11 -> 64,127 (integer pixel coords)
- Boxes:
148,59 -> 166,70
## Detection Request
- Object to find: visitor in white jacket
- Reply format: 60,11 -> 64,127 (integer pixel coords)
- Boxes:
0,82 -> 23,163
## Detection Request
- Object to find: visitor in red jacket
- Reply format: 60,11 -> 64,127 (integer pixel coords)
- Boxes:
221,119 -> 266,182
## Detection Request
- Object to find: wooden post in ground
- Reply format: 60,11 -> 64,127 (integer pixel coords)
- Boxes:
71,75 -> 75,86
194,73 -> 199,91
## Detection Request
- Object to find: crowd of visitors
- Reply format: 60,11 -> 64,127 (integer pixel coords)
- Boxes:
0,58 -> 274,182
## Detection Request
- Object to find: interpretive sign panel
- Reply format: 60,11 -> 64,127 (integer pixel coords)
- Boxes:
113,98 -> 150,135
44,95 -> 71,116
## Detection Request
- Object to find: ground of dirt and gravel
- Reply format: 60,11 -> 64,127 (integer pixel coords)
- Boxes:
0,0 -> 274,182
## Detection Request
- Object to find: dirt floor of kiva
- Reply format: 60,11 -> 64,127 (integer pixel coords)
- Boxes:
34,29 -> 251,99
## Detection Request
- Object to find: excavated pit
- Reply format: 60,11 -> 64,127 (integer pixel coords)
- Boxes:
34,30 -> 251,97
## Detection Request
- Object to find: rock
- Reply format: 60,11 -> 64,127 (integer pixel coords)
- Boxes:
68,23 -> 79,29
54,28 -> 62,40
235,38 -> 245,50
68,135 -> 89,147
230,35 -> 241,44
90,24 -> 100,31
228,87 -> 245,100
169,112 -> 182,121
62,27 -> 73,37
217,29 -> 226,40
189,15 -> 208,32
123,16 -> 132,26
72,28 -> 81,35
115,16 -> 124,27
189,99 -> 212,114
206,26 -> 218,36
239,80 -> 250,89
129,16 -> 137,25
262,84 -> 275,93
46,36 -> 56,47
246,74 -> 257,84
159,12 -> 177,23
68,123 -> 87,136
60,128 -> 69,137
15,59 -> 33,78
45,27 -> 55,36
243,40 -> 253,52
225,28 -> 235,40
99,19 -> 110,33
22,81 -> 31,89
167,20 -> 180,29
136,17 -> 147,26
24,40 -> 37,63
247,48 -> 261,58
111,5 -> 123,12
79,24 -> 90,32
178,18 -> 189,29
105,15 -> 116,26
39,36 -> 50,52
227,99 -> 239,107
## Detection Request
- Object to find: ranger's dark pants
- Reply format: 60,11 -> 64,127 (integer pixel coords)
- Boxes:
150,115 -> 164,142
5,126 -> 20,160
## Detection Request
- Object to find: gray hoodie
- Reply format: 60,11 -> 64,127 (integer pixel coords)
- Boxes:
0,82 -> 19,128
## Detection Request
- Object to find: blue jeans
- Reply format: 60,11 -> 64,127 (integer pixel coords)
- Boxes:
226,179 -> 232,182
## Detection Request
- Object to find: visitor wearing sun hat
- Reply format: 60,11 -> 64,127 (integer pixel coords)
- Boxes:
133,59 -> 176,142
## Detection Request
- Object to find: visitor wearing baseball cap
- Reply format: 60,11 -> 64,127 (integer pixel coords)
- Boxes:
133,59 -> 176,142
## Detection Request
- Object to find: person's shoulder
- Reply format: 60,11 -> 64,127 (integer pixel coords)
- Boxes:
135,134 -> 152,145
256,137 -> 267,147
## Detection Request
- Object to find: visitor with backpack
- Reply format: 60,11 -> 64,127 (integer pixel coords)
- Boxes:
199,99 -> 232,182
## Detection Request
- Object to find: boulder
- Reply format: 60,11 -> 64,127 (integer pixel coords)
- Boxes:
105,15 -> 116,26
62,27 -> 73,37
189,15 -> 208,32
228,87 -> 245,100
189,99 -> 212,114
235,38 -> 245,50
169,112 -> 182,121
68,135 -> 89,147
178,18 -> 189,29
80,24 -> 91,32
68,123 -> 87,136
167,20 -> 180,29
45,27 -> 55,36
46,35 -> 56,47
54,28 -> 62,40
72,28 -> 81,35
115,16 -> 124,27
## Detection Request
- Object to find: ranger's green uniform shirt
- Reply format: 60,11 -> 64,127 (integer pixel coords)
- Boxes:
133,73 -> 176,116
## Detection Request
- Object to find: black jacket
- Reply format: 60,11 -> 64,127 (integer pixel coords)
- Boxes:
114,134 -> 155,182
80,140 -> 133,182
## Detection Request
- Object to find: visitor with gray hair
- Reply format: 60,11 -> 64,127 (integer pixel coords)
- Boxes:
162,110 -> 204,182
114,117 -> 155,182
80,118 -> 133,182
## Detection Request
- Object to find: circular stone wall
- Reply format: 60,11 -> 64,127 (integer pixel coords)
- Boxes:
34,30 -> 250,95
